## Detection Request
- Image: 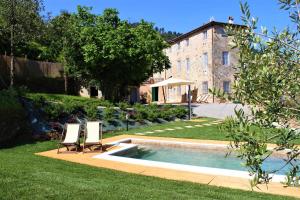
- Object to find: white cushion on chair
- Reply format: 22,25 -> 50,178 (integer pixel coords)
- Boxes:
62,124 -> 80,144
86,122 -> 100,143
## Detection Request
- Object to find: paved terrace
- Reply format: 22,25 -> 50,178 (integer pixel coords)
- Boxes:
192,103 -> 251,119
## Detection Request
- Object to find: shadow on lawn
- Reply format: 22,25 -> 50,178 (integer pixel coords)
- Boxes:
0,133 -> 39,149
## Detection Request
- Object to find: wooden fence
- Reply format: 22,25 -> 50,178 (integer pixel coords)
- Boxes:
0,55 -> 72,93
0,55 -> 64,78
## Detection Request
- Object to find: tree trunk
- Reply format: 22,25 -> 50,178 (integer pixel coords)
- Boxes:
64,73 -> 68,94
10,0 -> 15,87
10,25 -> 14,87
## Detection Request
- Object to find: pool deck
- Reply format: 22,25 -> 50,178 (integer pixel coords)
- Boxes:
36,135 -> 300,199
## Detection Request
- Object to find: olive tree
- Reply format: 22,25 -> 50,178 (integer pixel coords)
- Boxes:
223,0 -> 300,187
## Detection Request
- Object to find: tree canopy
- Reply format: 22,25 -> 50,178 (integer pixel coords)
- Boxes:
0,0 -> 44,57
63,7 -> 170,101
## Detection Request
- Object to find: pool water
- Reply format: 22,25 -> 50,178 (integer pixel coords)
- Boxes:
114,144 -> 297,175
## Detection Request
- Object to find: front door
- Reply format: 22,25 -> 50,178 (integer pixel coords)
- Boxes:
152,87 -> 158,102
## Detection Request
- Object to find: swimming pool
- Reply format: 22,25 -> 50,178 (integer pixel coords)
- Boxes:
94,138 -> 295,182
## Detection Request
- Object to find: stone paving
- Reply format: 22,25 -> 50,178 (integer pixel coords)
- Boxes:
133,120 -> 223,136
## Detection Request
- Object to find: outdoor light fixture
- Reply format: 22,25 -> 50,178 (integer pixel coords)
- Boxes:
126,113 -> 129,131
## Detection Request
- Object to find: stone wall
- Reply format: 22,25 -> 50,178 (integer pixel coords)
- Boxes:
152,23 -> 239,103
212,25 -> 238,96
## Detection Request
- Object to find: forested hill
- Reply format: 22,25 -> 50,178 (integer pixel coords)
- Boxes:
130,23 -> 182,41
154,27 -> 182,41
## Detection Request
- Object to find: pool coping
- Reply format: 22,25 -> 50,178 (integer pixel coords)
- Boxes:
93,138 -> 286,183
36,135 -> 300,198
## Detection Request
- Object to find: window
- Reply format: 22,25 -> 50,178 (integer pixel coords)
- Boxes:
222,51 -> 229,65
185,39 -> 189,46
217,27 -> 227,37
177,86 -> 181,96
177,60 -> 181,73
223,81 -> 231,93
203,30 -> 208,40
202,81 -> 208,94
202,53 -> 208,74
177,42 -> 180,50
186,58 -> 190,74
186,58 -> 191,79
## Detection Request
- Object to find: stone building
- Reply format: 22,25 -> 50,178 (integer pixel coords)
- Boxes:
143,20 -> 243,103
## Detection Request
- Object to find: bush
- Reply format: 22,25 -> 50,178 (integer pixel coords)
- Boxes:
0,89 -> 28,144
43,102 -> 66,120
27,93 -> 113,121
26,93 -> 189,129
171,106 -> 188,118
132,104 -> 148,121
118,101 -> 130,111
132,104 -> 188,122
104,107 -> 115,121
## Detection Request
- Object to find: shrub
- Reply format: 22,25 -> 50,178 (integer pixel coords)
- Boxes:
43,102 -> 66,120
0,89 -> 28,144
118,101 -> 130,111
104,107 -> 115,121
171,106 -> 188,118
132,103 -> 149,121
85,105 -> 99,120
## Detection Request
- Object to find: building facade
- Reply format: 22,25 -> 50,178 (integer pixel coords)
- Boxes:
148,20 -> 241,103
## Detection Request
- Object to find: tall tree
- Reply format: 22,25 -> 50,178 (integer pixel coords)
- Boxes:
224,0 -> 300,187
0,0 -> 44,86
63,7 -> 170,102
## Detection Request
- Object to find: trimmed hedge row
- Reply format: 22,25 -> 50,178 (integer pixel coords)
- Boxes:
27,93 -> 188,122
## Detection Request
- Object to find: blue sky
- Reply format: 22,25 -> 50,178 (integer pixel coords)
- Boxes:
43,0 -> 292,33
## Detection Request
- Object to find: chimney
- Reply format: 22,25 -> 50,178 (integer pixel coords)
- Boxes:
228,16 -> 234,24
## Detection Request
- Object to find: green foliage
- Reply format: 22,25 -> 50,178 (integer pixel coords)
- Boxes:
117,101 -> 130,110
0,89 -> 28,144
171,106 -> 188,119
103,107 -> 115,121
63,7 -> 170,102
132,103 -> 188,122
224,0 -> 300,187
132,103 -> 150,121
27,93 -> 111,120
154,26 -> 182,41
27,93 -> 188,123
209,88 -> 231,102
0,0 -> 44,58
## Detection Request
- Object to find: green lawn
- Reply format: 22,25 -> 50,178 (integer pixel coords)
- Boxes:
112,119 -> 300,144
110,118 -> 229,141
0,120 -> 298,200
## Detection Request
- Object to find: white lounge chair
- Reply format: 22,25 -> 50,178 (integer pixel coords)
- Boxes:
201,94 -> 210,103
197,94 -> 210,103
83,121 -> 103,153
57,123 -> 81,154
196,95 -> 203,103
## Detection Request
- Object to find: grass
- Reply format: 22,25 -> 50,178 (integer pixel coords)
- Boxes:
0,138 -> 297,200
110,118 -> 229,141
110,119 -> 300,144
